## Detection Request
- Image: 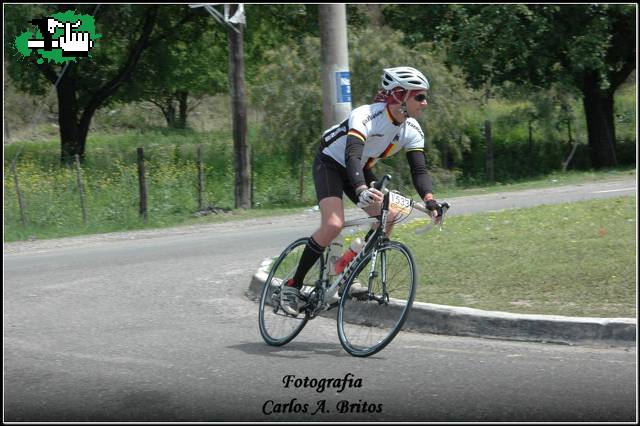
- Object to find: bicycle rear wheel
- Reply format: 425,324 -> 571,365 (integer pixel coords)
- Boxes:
337,241 -> 417,357
258,237 -> 323,346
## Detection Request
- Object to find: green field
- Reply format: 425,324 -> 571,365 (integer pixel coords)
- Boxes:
393,196 -> 636,318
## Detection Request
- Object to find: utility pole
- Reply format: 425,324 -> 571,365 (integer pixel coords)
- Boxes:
319,4 -> 352,130
191,3 -> 250,209
227,4 -> 250,209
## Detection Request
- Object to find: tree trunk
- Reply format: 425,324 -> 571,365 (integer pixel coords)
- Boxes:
164,98 -> 176,127
52,6 -> 159,163
56,77 -> 81,163
177,91 -> 188,129
228,5 -> 251,209
582,74 -> 618,168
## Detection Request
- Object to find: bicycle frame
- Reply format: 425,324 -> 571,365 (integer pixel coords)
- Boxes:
307,185 -> 399,314
316,223 -> 384,307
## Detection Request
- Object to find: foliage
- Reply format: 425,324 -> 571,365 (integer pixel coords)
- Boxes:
6,5 -> 155,107
383,4 -> 635,92
118,15 -> 228,128
243,5 -> 367,91
250,35 -> 323,177
4,4 -> 219,157
382,4 -> 636,168
251,26 -> 477,192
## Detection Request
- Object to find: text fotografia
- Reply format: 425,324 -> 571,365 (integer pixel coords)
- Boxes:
261,373 -> 383,416
283,373 -> 361,393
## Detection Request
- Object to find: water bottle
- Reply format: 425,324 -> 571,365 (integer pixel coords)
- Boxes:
335,237 -> 363,274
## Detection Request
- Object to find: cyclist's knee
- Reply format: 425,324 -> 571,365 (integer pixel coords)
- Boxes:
322,220 -> 343,241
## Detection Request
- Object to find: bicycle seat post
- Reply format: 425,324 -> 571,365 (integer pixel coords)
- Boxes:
327,234 -> 343,284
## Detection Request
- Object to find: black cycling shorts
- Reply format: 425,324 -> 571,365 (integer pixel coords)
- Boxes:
313,152 -> 375,205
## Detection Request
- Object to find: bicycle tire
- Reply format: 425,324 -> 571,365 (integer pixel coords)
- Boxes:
258,237 -> 323,346
337,241 -> 417,357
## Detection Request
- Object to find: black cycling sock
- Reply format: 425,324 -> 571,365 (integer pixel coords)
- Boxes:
291,236 -> 325,289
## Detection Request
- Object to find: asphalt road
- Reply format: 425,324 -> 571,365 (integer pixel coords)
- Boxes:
3,176 -> 637,422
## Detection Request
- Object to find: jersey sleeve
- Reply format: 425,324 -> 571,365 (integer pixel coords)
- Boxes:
403,119 -> 425,152
347,106 -> 371,142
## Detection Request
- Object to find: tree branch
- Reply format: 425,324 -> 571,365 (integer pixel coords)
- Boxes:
35,60 -> 61,85
147,8 -> 201,45
611,60 -> 636,91
78,5 -> 159,132
187,95 -> 206,113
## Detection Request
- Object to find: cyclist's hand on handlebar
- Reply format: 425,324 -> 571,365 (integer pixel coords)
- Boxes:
424,198 -> 442,222
356,185 -> 383,208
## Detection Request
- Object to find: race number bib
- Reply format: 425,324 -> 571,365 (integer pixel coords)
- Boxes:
389,191 -> 412,215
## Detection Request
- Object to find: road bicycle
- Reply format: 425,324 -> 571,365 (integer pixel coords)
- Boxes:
258,174 -> 450,357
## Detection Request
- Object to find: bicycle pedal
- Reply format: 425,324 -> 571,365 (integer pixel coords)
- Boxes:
348,291 -> 370,302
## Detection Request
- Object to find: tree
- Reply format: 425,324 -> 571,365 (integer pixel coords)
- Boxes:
118,15 -> 228,129
383,4 -> 636,168
5,4 -> 210,161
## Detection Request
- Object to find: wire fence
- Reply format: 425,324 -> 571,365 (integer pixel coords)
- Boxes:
4,144 -> 241,240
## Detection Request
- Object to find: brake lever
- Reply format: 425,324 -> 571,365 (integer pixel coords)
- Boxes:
415,202 -> 450,235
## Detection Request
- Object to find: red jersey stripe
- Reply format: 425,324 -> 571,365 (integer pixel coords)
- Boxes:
381,143 -> 396,159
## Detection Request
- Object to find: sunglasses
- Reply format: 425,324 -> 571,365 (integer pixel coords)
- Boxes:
413,94 -> 427,102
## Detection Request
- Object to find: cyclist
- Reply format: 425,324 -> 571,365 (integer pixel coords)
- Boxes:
282,66 -> 442,316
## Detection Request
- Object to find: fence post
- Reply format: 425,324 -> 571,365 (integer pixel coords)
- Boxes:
137,147 -> 147,221
74,154 -> 88,225
196,145 -> 204,211
10,161 -> 27,227
484,120 -> 494,184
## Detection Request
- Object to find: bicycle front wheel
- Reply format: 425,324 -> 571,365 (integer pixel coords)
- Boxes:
258,237 -> 323,346
337,241 -> 417,357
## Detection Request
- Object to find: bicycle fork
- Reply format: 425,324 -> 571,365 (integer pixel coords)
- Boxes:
367,248 -> 389,305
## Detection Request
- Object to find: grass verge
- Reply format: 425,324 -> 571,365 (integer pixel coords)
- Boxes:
392,195 -> 636,318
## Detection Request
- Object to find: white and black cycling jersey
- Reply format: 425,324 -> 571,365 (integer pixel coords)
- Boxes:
320,102 -> 425,170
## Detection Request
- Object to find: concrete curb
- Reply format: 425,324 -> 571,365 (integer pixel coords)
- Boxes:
247,259 -> 636,347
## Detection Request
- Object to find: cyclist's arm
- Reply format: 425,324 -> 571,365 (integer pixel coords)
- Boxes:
406,149 -> 434,201
345,132 -> 368,192
363,167 -> 378,189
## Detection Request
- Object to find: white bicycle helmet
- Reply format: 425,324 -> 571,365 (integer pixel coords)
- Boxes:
381,67 -> 430,91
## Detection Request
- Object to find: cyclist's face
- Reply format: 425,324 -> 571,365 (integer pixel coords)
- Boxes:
407,90 -> 428,118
